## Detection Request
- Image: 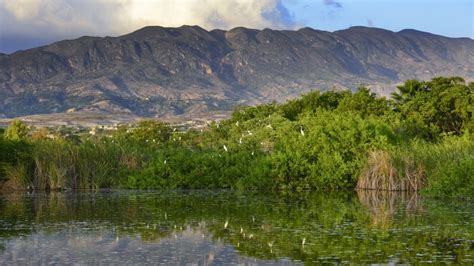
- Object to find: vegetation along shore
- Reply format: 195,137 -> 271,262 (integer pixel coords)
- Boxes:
0,77 -> 472,198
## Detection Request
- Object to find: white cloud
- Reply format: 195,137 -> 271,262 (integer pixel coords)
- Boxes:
1,0 -> 296,37
0,0 -> 297,52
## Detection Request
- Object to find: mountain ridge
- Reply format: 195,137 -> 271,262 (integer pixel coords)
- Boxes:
0,25 -> 473,119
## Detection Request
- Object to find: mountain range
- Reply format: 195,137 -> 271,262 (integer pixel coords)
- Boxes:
0,25 -> 473,121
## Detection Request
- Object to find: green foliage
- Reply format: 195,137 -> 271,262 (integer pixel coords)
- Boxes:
269,111 -> 398,190
4,120 -> 29,141
392,77 -> 473,139
0,77 -> 471,196
392,135 -> 474,198
128,120 -> 172,144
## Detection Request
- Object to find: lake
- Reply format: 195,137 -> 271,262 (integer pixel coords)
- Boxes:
0,190 -> 472,264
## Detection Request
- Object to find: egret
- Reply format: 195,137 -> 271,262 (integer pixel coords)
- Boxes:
239,138 -> 242,144
224,220 -> 229,229
268,241 -> 274,253
236,121 -> 239,127
300,126 -> 305,136
302,237 -> 306,246
240,227 -> 244,234
164,160 -> 167,164
223,145 -> 228,152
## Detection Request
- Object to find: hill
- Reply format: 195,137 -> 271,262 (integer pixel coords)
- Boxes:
0,25 -> 473,120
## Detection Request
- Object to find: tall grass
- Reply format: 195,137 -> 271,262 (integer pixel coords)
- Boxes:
26,140 -> 143,190
357,150 -> 425,191
358,135 -> 474,197
2,163 -> 30,190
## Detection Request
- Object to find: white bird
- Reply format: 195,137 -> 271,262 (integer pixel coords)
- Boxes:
223,145 -> 228,152
239,138 -> 242,144
164,160 -> 167,164
251,151 -> 254,156
235,121 -> 239,127
224,220 -> 229,229
240,227 -> 244,234
302,237 -> 306,246
300,126 -> 305,136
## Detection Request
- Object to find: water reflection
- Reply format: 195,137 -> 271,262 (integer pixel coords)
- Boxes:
357,190 -> 424,227
0,190 -> 472,264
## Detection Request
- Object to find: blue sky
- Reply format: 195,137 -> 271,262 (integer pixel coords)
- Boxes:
0,0 -> 472,54
285,0 -> 473,37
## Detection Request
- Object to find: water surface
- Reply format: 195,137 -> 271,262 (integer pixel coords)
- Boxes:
0,190 -> 472,264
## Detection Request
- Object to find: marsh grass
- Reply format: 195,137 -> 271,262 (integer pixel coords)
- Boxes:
358,136 -> 474,197
357,150 -> 425,191
2,163 -> 30,190
26,140 -> 140,190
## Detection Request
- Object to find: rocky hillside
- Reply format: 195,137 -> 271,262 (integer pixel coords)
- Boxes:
0,25 -> 473,118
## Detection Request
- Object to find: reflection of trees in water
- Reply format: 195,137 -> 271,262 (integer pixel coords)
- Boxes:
0,191 -> 472,264
357,190 -> 423,227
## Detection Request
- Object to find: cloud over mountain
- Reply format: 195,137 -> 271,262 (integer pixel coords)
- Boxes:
0,0 -> 296,53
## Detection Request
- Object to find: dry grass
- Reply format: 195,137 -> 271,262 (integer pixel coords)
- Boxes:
357,150 -> 425,191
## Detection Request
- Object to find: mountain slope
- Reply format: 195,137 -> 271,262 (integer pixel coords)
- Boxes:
0,25 -> 473,118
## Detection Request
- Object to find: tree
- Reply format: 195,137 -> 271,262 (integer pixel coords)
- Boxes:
131,120 -> 172,143
4,120 -> 29,141
392,77 -> 473,139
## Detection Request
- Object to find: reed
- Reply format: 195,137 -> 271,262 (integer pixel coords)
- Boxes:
357,150 -> 425,191
2,163 -> 30,190
358,135 -> 473,196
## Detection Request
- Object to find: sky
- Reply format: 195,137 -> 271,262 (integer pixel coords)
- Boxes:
0,0 -> 473,54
